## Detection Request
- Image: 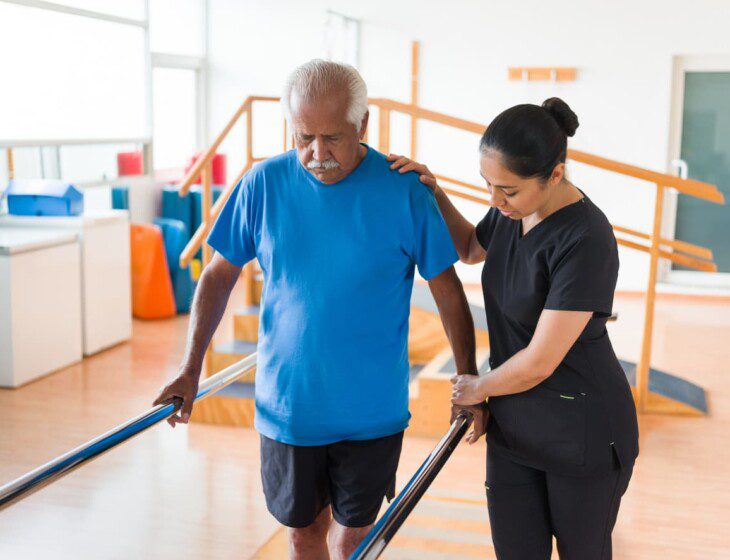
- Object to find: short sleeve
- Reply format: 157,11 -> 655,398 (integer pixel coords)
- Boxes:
475,207 -> 499,251
544,235 -> 618,316
411,187 -> 459,280
207,175 -> 258,267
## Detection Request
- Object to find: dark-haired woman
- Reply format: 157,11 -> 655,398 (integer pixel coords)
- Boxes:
388,98 -> 638,559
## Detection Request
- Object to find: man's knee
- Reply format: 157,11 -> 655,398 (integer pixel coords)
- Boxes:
288,507 -> 331,557
328,523 -> 372,560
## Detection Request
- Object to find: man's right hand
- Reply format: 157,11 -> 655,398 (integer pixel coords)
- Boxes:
153,371 -> 200,428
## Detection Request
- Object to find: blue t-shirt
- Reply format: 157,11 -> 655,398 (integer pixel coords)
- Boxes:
207,145 -> 458,445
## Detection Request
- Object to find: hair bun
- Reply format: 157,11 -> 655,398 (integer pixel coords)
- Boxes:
542,97 -> 579,137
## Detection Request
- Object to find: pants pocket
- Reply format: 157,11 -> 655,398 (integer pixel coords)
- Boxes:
510,386 -> 587,467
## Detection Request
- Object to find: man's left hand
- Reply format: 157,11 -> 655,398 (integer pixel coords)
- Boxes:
450,402 -> 489,444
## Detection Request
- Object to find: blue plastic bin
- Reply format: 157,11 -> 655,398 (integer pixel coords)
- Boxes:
7,180 -> 83,216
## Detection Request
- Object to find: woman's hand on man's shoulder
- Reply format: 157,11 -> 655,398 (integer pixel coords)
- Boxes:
386,153 -> 440,193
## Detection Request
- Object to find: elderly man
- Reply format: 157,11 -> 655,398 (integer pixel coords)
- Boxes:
154,59 -> 484,559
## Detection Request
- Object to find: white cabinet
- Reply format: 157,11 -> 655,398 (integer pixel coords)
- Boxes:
0,229 -> 83,387
0,211 -> 132,355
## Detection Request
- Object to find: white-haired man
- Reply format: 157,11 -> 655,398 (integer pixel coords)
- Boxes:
154,59 -> 485,559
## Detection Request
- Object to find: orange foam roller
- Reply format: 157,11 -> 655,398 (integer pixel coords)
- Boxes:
130,223 -> 176,319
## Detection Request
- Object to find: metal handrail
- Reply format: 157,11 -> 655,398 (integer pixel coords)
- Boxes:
350,411 -> 474,560
0,354 -> 257,511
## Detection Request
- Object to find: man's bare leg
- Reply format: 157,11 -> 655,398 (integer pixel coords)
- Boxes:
289,506 -> 332,560
328,521 -> 373,560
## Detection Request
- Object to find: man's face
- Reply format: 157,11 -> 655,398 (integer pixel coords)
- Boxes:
290,90 -> 368,185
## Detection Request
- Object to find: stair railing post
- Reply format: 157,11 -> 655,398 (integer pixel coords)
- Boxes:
7,148 -> 14,181
636,183 -> 665,412
379,107 -> 391,155
201,161 -> 214,376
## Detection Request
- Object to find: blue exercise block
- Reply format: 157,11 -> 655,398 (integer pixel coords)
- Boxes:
190,184 -> 223,233
7,180 -> 83,216
153,217 -> 194,314
161,185 -> 193,239
112,185 -> 129,210
190,184 -> 223,259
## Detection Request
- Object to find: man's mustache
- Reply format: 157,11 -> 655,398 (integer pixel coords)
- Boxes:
307,159 -> 340,170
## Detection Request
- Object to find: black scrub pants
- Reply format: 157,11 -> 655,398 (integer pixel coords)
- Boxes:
486,447 -> 633,560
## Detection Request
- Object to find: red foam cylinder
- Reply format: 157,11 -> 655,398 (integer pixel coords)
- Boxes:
186,152 -> 227,185
117,151 -> 144,176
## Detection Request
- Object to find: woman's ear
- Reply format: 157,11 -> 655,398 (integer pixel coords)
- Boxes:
550,163 -> 566,187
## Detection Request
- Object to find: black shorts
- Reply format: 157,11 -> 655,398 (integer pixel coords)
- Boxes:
260,431 -> 404,528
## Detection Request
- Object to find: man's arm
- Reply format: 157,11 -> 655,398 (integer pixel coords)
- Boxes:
427,266 -> 487,443
153,253 -> 242,426
427,266 -> 477,376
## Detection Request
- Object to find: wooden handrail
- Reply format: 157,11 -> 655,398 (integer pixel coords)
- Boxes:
179,161 -> 253,268
615,236 -> 717,273
440,185 -> 716,272
181,94 -> 723,274
367,99 -> 724,204
433,174 -> 489,195
179,97 -> 252,197
612,224 -> 713,261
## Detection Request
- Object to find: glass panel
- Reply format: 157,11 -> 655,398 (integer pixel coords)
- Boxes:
153,68 -> 198,171
675,72 -> 730,272
60,142 -> 143,183
0,3 -> 147,140
149,0 -> 204,56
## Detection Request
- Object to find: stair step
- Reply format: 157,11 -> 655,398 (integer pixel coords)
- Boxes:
234,305 -> 260,317
233,306 -> 260,343
217,380 -> 255,399
438,354 -> 490,375
214,339 -> 257,355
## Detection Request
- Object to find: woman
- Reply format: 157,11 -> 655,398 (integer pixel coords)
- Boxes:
388,98 -> 638,559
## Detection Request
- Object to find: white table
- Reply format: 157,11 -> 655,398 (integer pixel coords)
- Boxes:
0,229 -> 83,388
0,211 -> 132,355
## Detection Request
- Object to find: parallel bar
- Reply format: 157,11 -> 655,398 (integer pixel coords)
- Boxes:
0,354 -> 257,511
350,412 -> 473,560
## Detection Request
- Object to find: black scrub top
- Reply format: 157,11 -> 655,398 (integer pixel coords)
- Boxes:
476,194 -> 639,476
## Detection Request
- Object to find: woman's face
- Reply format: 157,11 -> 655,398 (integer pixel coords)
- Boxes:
479,149 -> 564,220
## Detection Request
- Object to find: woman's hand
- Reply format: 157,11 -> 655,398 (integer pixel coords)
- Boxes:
450,373 -> 488,406
386,154 -> 440,193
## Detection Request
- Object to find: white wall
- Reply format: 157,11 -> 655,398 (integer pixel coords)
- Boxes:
206,0 -> 730,290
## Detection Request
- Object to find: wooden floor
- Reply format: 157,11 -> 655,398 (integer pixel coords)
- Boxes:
1,287 -> 729,558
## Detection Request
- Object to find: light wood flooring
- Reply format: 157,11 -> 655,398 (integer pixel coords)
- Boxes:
1,287 -> 729,558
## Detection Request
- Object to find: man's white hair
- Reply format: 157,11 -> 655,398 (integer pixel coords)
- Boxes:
281,59 -> 368,131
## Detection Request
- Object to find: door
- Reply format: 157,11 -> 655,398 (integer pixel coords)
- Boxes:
666,57 -> 730,288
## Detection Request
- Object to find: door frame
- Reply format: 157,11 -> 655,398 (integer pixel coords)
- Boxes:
663,54 -> 730,290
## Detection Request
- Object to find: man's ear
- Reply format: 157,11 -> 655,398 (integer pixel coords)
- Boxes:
359,111 -> 370,140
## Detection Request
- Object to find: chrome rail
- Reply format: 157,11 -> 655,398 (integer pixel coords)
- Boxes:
0,353 -> 257,511
350,411 -> 474,560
